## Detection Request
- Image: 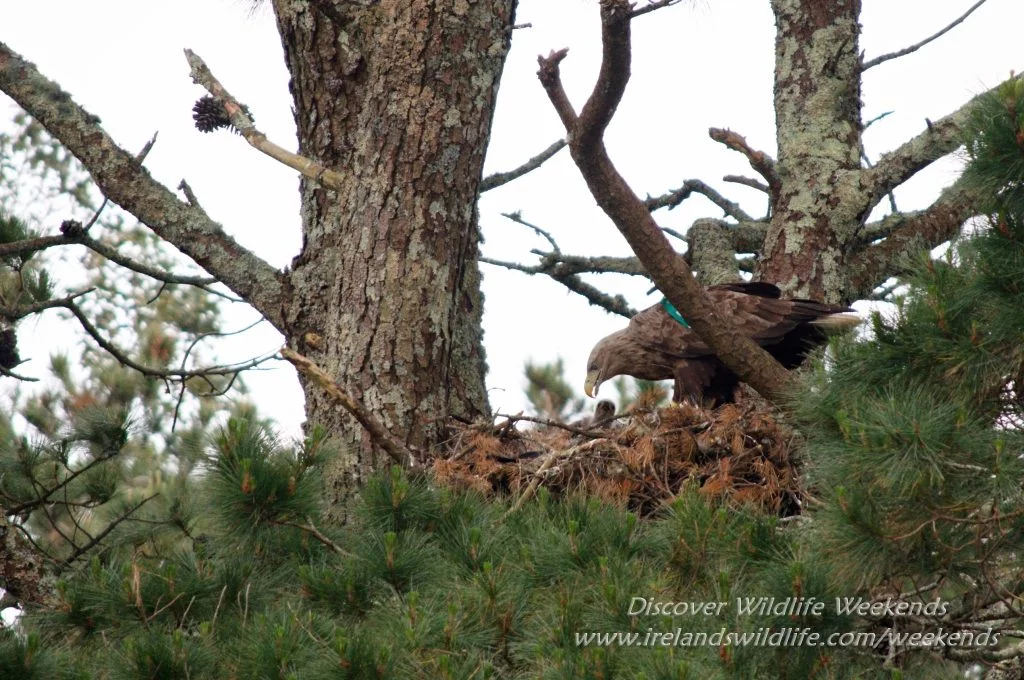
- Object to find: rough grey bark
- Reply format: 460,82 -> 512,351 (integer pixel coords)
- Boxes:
757,0 -> 864,302
271,0 -> 512,518
1,2 -> 514,522
755,0 -> 981,304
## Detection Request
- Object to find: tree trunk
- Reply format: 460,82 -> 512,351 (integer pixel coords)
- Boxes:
758,0 -> 863,303
271,0 -> 513,519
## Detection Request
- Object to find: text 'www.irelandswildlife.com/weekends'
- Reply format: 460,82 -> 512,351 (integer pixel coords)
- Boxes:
575,626 -> 1000,649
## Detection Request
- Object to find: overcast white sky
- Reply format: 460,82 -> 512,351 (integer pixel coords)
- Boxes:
2,0 -> 1021,437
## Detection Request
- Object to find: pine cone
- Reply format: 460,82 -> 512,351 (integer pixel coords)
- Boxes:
192,96 -> 254,134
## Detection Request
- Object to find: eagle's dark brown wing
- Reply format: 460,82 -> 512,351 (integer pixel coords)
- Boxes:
627,284 -> 848,360
585,281 -> 855,405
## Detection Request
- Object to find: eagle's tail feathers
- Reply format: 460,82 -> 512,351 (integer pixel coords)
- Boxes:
809,312 -> 862,331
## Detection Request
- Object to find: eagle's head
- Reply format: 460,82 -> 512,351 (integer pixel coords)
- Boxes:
584,330 -> 632,397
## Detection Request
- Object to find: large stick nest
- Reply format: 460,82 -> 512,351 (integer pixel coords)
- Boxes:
435,399 -> 804,517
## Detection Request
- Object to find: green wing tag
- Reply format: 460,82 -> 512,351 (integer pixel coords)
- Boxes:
660,298 -> 690,328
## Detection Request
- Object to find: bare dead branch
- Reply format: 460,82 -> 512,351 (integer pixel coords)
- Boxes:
708,128 -> 781,198
500,212 -> 560,251
184,49 -> 347,192
487,210 -> 642,316
848,181 -> 978,299
857,210 -> 930,243
723,174 -> 769,194
281,348 -> 415,467
480,255 -> 637,317
860,74 -> 1023,214
59,298 -> 278,381
530,251 -> 647,278
862,0 -> 991,71
575,3 -> 633,152
0,234 -> 68,259
645,179 -> 754,222
0,289 -> 93,321
537,0 -> 793,401
537,49 -> 577,128
493,411 -> 617,437
0,41 -> 286,330
629,0 -> 683,18
480,139 -> 566,192
68,223 -> 218,286
0,225 -> 219,296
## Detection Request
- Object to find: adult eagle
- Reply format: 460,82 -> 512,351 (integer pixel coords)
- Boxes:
583,282 -> 858,405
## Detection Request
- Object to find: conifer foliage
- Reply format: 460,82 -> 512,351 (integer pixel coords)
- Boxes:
7,78 -> 1024,680
788,81 -> 1024,672
3,420 -> 847,679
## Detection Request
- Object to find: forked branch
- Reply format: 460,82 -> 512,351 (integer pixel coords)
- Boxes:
708,128 -> 781,200
848,181 -> 979,299
536,0 -> 792,401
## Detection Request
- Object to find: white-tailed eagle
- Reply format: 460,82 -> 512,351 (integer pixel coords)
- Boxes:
584,282 -> 858,405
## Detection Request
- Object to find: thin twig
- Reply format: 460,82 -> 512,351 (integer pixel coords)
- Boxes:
493,411 -> 619,438
61,298 -> 277,381
501,212 -> 560,251
480,140 -> 566,192
270,516 -> 354,557
58,493 -> 159,568
723,175 -> 769,194
505,439 -> 608,515
860,146 -> 898,213
507,453 -> 562,515
644,179 -> 753,222
629,0 -> 682,18
862,0 -> 990,70
480,256 -> 637,317
0,289 -> 93,321
5,448 -> 118,515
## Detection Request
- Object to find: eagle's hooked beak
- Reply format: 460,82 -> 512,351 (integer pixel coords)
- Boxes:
584,369 -> 602,398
